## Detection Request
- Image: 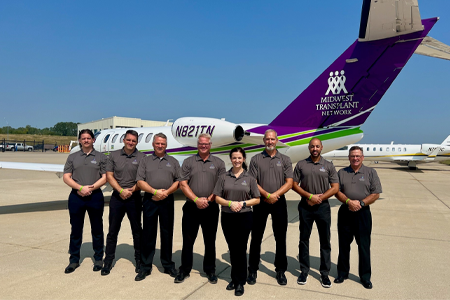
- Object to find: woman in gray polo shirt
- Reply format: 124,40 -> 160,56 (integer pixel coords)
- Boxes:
213,147 -> 260,296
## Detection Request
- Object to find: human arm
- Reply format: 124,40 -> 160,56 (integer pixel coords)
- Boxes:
180,180 -> 208,209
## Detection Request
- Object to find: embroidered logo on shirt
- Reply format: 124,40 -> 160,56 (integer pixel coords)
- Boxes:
209,164 -> 215,169
166,162 -> 171,167
319,166 -> 326,172
241,180 -> 248,186
132,159 -> 138,165
359,176 -> 365,181
276,161 -> 282,167
91,158 -> 97,164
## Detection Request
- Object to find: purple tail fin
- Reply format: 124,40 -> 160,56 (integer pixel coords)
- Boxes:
270,17 -> 438,128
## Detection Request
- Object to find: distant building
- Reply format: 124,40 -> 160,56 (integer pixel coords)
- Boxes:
77,116 -> 172,134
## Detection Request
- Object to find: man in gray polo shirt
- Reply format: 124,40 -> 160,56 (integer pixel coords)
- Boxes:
134,133 -> 181,281
247,129 -> 293,286
102,130 -> 146,276
292,137 -> 339,288
334,146 -> 382,289
174,133 -> 226,284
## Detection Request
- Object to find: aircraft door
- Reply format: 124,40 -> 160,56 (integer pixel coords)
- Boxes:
100,132 -> 114,153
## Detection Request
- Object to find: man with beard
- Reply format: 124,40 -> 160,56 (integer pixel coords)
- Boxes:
292,138 -> 339,288
334,146 -> 381,289
102,130 -> 145,276
135,133 -> 180,281
247,129 -> 293,286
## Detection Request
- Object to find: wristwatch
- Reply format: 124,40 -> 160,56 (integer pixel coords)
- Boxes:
243,201 -> 247,209
359,200 -> 365,207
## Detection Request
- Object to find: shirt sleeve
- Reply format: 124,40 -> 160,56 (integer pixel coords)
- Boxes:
248,157 -> 258,181
173,158 -> 181,181
63,155 -> 74,174
283,155 -> 293,179
106,153 -> 114,173
293,162 -> 301,183
99,154 -> 107,175
369,168 -> 382,194
136,157 -> 147,182
337,169 -> 345,191
217,158 -> 226,176
213,174 -> 225,197
250,177 -> 261,198
328,163 -> 339,184
179,158 -> 191,182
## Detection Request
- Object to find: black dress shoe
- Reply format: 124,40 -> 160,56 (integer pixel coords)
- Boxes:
174,272 -> 189,283
93,260 -> 103,272
164,267 -> 178,278
135,269 -> 151,281
206,272 -> 218,284
64,263 -> 79,274
247,272 -> 257,285
235,284 -> 244,296
276,271 -> 287,285
226,281 -> 235,291
361,280 -> 373,289
135,260 -> 141,273
334,275 -> 348,284
101,261 -> 112,276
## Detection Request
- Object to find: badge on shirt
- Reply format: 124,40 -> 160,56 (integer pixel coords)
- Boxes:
319,166 -> 326,172
241,180 -> 248,186
276,161 -> 282,167
91,158 -> 97,164
209,164 -> 215,169
359,176 -> 365,181
132,159 -> 138,165
166,162 -> 172,167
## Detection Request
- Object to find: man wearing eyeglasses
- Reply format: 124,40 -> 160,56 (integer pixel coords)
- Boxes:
334,146 -> 382,289
175,133 -> 226,284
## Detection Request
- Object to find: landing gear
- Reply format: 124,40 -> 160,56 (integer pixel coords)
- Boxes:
408,161 -> 417,170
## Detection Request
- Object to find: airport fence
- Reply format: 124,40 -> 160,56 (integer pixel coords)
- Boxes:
0,139 -> 57,152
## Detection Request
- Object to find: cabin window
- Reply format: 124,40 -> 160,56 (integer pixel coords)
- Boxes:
367,147 -> 370,152
380,147 -> 382,151
103,134 -> 110,143
112,134 -> 119,143
404,147 -> 407,152
120,134 -> 125,143
138,133 -> 144,143
392,147 -> 395,152
373,147 -> 376,151
398,147 -> 401,152
145,133 -> 153,143
386,147 -> 389,152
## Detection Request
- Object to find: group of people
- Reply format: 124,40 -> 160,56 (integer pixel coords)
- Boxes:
62,128 -> 381,296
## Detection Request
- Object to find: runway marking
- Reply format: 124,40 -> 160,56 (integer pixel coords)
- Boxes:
407,172 -> 450,210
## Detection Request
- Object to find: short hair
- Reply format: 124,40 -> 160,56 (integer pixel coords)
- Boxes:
198,133 -> 212,141
125,130 -> 138,140
309,137 -> 322,146
153,132 -> 167,143
349,145 -> 364,155
78,129 -> 94,139
264,129 -> 278,139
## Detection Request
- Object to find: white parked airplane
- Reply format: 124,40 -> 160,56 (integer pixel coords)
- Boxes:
0,0 -> 449,176
322,135 -> 450,170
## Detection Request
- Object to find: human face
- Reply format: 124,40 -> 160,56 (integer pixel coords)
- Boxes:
230,151 -> 245,169
197,137 -> 211,156
79,133 -> 94,151
349,149 -> 364,169
263,132 -> 278,151
308,139 -> 323,158
123,134 -> 138,152
153,137 -> 167,157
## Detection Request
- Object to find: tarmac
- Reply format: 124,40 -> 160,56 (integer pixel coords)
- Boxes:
0,151 -> 449,300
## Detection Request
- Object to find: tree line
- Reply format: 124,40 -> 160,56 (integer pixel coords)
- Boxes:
0,122 -> 79,136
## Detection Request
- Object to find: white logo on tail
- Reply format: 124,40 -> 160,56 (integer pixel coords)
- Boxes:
325,70 -> 348,95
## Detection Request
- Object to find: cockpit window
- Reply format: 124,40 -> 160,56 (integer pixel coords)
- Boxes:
94,131 -> 101,140
138,133 -> 144,143
120,134 -> 125,143
112,134 -> 119,143
103,134 -> 110,143
337,146 -> 348,150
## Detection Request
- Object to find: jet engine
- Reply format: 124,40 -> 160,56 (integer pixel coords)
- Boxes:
172,117 -> 246,147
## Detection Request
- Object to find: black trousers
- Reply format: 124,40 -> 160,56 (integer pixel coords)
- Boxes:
68,189 -> 104,263
248,195 -> 288,273
179,201 -> 219,275
337,204 -> 372,281
140,193 -> 175,271
298,200 -> 331,276
104,190 -> 142,263
222,211 -> 253,285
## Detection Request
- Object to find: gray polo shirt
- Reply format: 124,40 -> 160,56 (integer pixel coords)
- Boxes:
179,153 -> 226,200
293,156 -> 339,202
64,149 -> 107,186
136,153 -> 180,190
106,148 -> 146,189
213,170 -> 260,213
248,150 -> 293,193
338,164 -> 382,201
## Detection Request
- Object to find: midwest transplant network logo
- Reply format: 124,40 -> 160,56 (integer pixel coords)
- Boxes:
325,70 -> 348,95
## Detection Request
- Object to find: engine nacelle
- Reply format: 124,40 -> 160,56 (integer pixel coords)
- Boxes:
172,117 -> 246,147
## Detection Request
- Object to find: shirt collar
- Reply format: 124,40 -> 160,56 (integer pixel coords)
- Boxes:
152,152 -> 168,160
227,169 -> 249,179
195,153 -> 212,162
262,149 -> 280,159
346,164 -> 366,174
121,148 -> 138,158
81,149 -> 97,157
306,156 -> 324,165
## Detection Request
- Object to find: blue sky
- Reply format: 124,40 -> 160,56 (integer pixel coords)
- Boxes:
1,0 -> 449,144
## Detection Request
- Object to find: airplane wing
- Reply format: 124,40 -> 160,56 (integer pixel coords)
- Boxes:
427,147 -> 441,158
0,161 -> 65,177
415,37 -> 450,61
